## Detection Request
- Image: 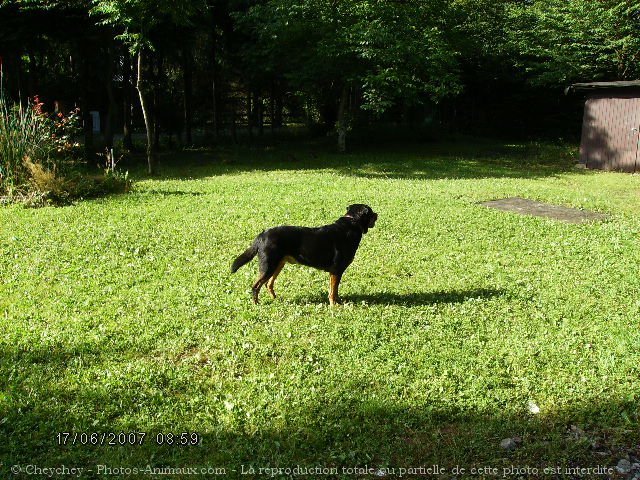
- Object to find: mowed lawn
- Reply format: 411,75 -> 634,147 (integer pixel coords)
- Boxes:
1,140 -> 639,477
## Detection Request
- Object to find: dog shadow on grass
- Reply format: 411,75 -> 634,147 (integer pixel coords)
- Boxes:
345,288 -> 504,306
293,288 -> 504,306
138,189 -> 206,196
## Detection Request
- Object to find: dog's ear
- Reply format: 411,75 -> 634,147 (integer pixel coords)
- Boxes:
346,204 -> 359,216
346,204 -> 368,220
346,204 -> 376,233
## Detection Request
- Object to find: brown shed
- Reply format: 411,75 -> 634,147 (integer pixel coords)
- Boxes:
567,81 -> 640,172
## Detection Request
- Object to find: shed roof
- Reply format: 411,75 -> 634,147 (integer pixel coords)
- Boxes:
565,80 -> 640,95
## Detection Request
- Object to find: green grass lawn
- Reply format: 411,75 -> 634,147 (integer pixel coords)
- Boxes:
1,139 -> 639,478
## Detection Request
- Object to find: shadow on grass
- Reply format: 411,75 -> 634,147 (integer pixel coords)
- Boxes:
201,396 -> 636,470
137,190 -> 207,197
127,139 -> 587,184
1,359 -> 636,474
344,288 -> 504,306
286,288 -> 503,306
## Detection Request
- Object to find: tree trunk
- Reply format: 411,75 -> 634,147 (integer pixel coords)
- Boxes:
4,53 -> 24,103
210,31 -> 220,138
182,47 -> 193,145
213,79 -> 222,138
257,94 -> 264,136
270,82 -> 276,134
80,48 -> 94,162
274,89 -> 283,129
231,97 -> 237,143
153,54 -> 162,151
246,91 -> 253,137
336,85 -> 349,153
104,47 -> 116,150
122,50 -> 133,151
27,51 -> 37,98
136,49 -> 158,175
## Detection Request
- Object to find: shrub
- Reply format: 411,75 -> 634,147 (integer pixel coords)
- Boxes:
23,156 -> 69,203
1,95 -> 131,206
0,95 -> 57,195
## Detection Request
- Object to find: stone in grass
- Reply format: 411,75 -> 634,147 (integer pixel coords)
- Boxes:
527,401 -> 540,414
569,425 -> 587,439
500,437 -> 522,450
590,438 -> 610,456
481,197 -> 607,224
617,459 -> 632,474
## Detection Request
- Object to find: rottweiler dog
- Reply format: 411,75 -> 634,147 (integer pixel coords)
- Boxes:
231,204 -> 377,305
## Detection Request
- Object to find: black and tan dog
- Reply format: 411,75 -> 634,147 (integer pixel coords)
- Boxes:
231,204 -> 377,305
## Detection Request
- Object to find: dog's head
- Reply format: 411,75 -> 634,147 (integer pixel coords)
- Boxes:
345,204 -> 377,233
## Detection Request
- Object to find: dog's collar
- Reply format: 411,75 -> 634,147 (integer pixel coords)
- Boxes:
341,214 -> 365,233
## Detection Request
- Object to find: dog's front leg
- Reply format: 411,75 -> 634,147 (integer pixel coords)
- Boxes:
329,273 -> 343,306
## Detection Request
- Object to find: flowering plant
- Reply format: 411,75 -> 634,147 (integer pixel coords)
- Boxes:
31,96 -> 82,158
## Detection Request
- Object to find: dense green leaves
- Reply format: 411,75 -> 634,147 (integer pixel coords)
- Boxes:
2,0 -> 635,139
237,0 -> 460,114
352,1 -> 460,110
507,0 -> 640,83
91,0 -> 207,49
447,0 -> 640,86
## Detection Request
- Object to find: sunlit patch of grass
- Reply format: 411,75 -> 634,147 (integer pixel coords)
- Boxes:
1,140 -> 638,475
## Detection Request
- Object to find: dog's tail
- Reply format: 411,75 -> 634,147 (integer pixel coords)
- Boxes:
231,238 -> 259,273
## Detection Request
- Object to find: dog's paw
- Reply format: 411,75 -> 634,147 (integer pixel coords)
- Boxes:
329,297 -> 343,307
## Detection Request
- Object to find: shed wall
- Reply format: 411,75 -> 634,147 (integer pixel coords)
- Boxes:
580,91 -> 640,172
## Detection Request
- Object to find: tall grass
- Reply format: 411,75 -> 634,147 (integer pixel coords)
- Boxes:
0,95 -> 56,195
0,94 -> 131,205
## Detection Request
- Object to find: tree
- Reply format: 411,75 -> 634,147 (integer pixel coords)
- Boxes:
236,0 -> 460,151
507,0 -> 640,84
0,0 -> 108,159
91,0 -> 207,174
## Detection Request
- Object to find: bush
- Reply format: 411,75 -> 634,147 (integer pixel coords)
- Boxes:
23,156 -> 70,203
0,95 -> 131,206
0,96 -> 55,194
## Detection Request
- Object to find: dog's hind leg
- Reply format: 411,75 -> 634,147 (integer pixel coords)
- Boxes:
252,273 -> 269,304
252,256 -> 281,304
266,260 -> 285,299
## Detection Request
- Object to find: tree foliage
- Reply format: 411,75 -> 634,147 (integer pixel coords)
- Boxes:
237,0 -> 460,114
2,0 -> 637,156
91,0 -> 207,50
507,0 -> 640,83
